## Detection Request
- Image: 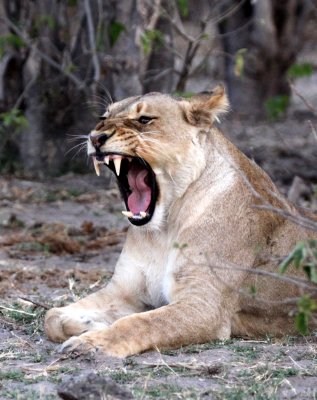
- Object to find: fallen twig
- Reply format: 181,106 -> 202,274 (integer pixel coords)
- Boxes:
18,297 -> 50,310
141,360 -> 223,376
0,304 -> 35,316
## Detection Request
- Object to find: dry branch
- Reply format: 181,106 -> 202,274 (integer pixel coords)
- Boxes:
0,16 -> 86,90
308,120 -> 317,142
83,0 -> 101,83
289,81 -> 317,117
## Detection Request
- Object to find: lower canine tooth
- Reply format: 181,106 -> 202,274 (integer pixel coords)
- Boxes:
122,211 -> 133,218
93,157 -> 100,176
114,157 -> 122,176
140,212 -> 147,218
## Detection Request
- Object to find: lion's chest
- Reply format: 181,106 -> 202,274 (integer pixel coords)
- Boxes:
141,247 -> 177,308
119,230 -> 178,309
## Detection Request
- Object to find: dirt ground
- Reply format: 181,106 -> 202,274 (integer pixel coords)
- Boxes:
0,111 -> 317,399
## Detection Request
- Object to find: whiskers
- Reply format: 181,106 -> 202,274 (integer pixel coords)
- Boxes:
96,81 -> 113,105
85,96 -> 109,114
140,136 -> 161,145
85,83 -> 114,114
67,134 -> 89,143
138,139 -> 174,162
65,134 -> 89,159
141,130 -> 162,136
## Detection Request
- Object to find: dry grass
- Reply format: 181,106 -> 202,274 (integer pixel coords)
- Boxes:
0,175 -> 316,399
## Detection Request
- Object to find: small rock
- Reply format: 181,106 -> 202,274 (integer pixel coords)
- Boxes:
57,372 -> 133,400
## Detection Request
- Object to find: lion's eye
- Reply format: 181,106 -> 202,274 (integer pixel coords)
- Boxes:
138,116 -> 152,124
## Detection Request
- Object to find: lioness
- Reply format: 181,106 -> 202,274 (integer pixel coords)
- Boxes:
45,87 -> 316,357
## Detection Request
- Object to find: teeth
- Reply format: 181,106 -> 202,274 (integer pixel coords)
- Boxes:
153,168 -> 163,175
122,211 -> 148,219
114,157 -> 122,176
93,157 -> 100,176
122,211 -> 133,218
104,155 -> 109,165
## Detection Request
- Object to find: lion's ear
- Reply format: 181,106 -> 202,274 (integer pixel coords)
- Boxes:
182,85 -> 229,127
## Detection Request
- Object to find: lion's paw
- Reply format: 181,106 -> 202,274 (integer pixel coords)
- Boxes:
45,307 -> 109,343
58,334 -> 96,355
58,330 -> 130,358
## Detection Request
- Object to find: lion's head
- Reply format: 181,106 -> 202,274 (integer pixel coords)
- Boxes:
87,86 -> 228,229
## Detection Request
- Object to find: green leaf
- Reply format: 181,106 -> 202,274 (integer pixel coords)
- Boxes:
298,295 -> 317,313
249,285 -> 257,297
177,0 -> 189,18
281,242 -> 317,335
64,63 -> 77,74
287,63 -> 313,79
279,253 -> 293,274
0,34 -> 25,58
296,295 -> 316,335
173,242 -> 188,249
279,243 -> 305,273
172,91 -> 195,98
303,263 -> 317,284
265,95 -> 289,120
293,243 -> 307,269
36,15 -> 56,30
141,30 -> 163,55
0,109 -> 28,131
280,240 -> 317,280
96,21 -> 106,51
108,21 -> 125,48
234,48 -> 247,77
295,312 -> 309,335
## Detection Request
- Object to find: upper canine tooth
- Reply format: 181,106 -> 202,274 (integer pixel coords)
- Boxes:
153,168 -> 162,175
104,155 -> 110,165
93,157 -> 100,176
114,157 -> 122,176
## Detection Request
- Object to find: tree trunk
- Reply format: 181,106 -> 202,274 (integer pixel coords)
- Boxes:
142,0 -> 175,93
218,0 -> 312,117
108,0 -> 142,100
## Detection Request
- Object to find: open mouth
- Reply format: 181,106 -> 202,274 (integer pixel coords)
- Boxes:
91,152 -> 158,226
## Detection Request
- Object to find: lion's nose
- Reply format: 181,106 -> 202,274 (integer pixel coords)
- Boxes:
89,133 -> 108,149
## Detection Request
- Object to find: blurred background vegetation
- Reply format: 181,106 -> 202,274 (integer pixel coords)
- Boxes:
0,0 -> 316,178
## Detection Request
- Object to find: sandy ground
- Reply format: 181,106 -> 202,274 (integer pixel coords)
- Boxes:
0,111 -> 317,399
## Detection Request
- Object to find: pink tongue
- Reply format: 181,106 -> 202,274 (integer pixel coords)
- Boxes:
127,166 -> 151,214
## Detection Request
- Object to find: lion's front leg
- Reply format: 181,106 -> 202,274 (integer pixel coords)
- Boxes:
59,298 -> 232,357
45,281 -> 143,343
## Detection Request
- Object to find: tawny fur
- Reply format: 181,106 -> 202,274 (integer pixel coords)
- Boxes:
45,86 -> 317,357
